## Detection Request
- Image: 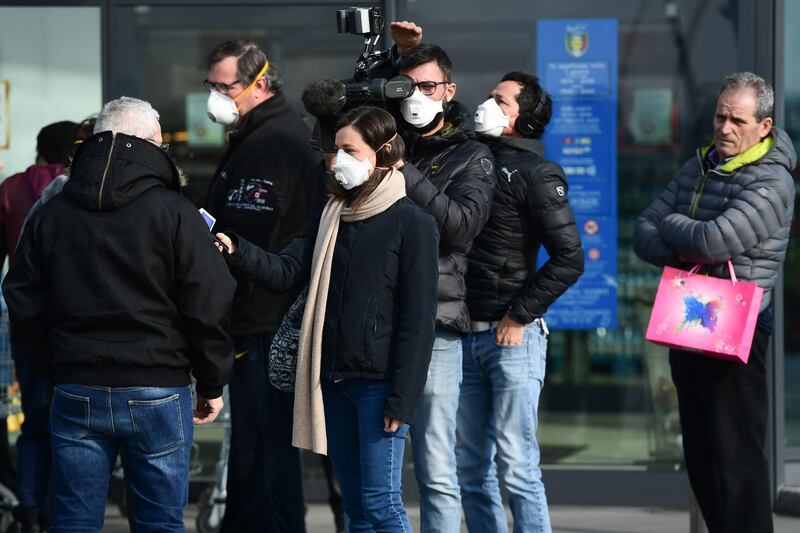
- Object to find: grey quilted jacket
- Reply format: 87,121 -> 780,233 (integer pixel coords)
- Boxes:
634,127 -> 797,311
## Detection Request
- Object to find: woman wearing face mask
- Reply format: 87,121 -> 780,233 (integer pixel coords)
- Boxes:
217,106 -> 438,532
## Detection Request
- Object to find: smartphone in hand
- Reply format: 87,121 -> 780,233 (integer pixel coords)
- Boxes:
199,208 -> 229,252
199,208 -> 216,231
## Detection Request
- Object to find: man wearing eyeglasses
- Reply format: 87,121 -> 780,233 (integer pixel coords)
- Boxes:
203,39 -> 321,533
394,43 -> 496,533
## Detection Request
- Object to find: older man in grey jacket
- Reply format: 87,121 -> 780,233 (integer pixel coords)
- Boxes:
634,72 -> 796,533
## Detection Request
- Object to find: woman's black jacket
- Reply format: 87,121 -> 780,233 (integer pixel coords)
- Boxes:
227,196 -> 439,423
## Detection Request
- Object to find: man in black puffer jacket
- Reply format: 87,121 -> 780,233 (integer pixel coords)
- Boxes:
395,44 -> 495,533
460,72 -> 583,533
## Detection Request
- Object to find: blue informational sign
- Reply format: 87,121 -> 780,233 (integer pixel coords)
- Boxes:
537,19 -> 618,329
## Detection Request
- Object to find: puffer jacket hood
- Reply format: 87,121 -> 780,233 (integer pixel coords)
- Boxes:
757,127 -> 796,171
65,131 -> 181,212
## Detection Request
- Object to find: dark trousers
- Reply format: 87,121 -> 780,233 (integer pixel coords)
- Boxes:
220,335 -> 306,533
12,346 -> 52,521
669,325 -> 772,533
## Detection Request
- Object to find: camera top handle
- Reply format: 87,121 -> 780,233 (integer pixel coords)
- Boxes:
336,7 -> 390,82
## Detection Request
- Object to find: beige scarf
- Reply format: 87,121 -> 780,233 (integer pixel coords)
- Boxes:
292,168 -> 407,455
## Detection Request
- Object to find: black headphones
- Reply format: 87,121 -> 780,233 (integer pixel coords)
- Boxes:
514,86 -> 548,137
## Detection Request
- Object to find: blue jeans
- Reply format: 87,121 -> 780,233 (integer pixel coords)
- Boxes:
456,322 -> 550,533
221,335 -> 306,533
11,345 -> 52,519
49,384 -> 193,533
323,380 -> 411,533
410,329 -> 463,533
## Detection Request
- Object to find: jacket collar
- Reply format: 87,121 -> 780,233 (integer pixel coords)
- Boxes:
699,132 -> 775,174
403,101 -> 475,155
229,92 -> 292,145
480,135 -> 544,158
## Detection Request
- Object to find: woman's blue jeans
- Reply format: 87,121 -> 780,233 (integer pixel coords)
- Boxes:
323,379 -> 411,533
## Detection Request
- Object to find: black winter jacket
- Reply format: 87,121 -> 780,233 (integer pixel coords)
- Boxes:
4,132 -> 236,399
207,93 -> 323,337
402,105 -> 495,333
228,193 -> 439,423
467,137 -> 584,323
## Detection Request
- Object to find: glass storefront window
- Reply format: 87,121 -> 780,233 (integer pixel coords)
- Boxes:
405,0 -> 741,467
782,0 -> 800,449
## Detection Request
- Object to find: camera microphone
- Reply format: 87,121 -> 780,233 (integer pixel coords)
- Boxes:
302,79 -> 347,117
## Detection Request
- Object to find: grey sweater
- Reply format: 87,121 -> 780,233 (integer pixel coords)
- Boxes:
634,127 -> 797,313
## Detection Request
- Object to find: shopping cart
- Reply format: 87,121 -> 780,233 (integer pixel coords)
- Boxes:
194,385 -> 231,533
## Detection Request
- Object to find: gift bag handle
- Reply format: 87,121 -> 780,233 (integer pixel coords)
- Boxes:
727,260 -> 738,285
688,261 -> 737,285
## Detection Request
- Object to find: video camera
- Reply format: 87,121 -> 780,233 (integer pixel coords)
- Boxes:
303,7 -> 414,121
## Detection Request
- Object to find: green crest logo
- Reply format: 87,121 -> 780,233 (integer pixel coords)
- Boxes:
565,26 -> 589,58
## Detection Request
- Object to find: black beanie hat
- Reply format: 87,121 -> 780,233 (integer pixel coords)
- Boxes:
36,121 -> 78,165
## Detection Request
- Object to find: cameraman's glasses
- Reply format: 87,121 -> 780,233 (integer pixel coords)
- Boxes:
414,81 -> 449,96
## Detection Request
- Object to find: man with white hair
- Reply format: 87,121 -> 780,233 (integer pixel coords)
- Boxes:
3,96 -> 236,532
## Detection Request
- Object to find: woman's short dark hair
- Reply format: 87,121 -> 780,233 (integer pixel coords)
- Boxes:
329,106 -> 404,210
501,71 -> 552,138
205,39 -> 283,92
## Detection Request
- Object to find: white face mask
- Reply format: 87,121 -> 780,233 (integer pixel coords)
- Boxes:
332,149 -> 374,190
474,98 -> 510,137
207,91 -> 240,125
206,60 -> 270,126
400,89 -> 444,128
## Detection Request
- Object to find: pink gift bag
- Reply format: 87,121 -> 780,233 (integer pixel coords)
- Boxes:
645,261 -> 763,363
